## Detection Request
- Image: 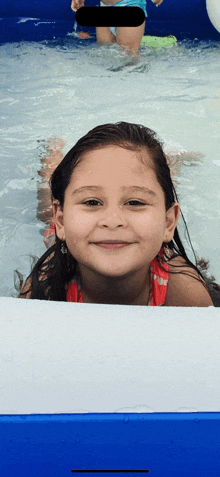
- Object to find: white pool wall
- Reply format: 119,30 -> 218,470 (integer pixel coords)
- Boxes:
0,297 -> 219,414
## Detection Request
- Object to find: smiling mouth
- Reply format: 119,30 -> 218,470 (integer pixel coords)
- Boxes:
93,242 -> 133,249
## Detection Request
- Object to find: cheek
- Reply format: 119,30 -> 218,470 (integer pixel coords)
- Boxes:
155,217 -> 166,235
64,209 -> 94,241
140,214 -> 166,258
135,210 -> 166,238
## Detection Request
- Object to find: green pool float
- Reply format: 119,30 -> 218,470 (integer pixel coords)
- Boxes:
141,35 -> 177,49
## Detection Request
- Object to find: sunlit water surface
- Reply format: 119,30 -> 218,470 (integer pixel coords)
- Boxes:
0,36 -> 220,296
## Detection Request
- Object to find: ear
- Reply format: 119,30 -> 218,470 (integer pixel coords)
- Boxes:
164,202 -> 181,243
52,199 -> 65,241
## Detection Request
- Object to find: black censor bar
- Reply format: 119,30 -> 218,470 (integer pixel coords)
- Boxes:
75,6 -> 145,27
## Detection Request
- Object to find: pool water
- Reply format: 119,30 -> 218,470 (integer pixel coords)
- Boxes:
0,35 -> 220,297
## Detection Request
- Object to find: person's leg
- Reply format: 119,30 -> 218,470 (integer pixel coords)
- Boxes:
38,138 -> 65,185
116,21 -> 145,55
37,138 -> 65,227
96,27 -> 116,44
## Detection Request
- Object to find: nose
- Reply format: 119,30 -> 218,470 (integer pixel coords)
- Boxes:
98,210 -> 128,229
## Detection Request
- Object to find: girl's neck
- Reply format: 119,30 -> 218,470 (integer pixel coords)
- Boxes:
77,265 -> 150,306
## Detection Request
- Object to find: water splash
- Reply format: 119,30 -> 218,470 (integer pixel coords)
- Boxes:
67,20 -> 78,38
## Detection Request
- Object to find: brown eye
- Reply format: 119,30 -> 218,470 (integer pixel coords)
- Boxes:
83,199 -> 101,206
127,200 -> 146,206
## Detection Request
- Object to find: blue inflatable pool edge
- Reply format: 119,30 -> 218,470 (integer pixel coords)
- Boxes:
0,0 -> 220,43
1,412 -> 220,476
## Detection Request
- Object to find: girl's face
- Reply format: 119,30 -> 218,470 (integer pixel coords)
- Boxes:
53,145 -> 180,278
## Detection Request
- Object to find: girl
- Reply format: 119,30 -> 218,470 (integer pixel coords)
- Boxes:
19,122 -> 214,306
71,0 -> 164,55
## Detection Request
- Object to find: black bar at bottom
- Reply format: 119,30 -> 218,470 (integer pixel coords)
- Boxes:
71,471 -> 150,473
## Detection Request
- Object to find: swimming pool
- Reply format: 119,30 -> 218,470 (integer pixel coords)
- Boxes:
0,36 -> 220,297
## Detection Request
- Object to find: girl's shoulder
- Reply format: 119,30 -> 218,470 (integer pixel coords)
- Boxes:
165,256 -> 214,307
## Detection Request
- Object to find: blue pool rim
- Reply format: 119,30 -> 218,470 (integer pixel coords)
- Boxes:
1,412 -> 220,475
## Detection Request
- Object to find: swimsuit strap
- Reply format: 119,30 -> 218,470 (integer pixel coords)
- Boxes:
66,278 -> 83,303
148,254 -> 169,306
66,270 -> 83,303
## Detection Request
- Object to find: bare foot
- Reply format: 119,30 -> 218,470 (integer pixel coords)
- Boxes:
77,32 -> 91,39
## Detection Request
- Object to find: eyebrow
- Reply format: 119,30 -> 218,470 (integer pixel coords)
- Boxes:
71,185 -> 157,197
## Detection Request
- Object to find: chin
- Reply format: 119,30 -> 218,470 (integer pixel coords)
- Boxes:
94,264 -> 135,279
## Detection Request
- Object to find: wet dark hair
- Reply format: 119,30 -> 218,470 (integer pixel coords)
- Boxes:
18,121 -> 210,301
